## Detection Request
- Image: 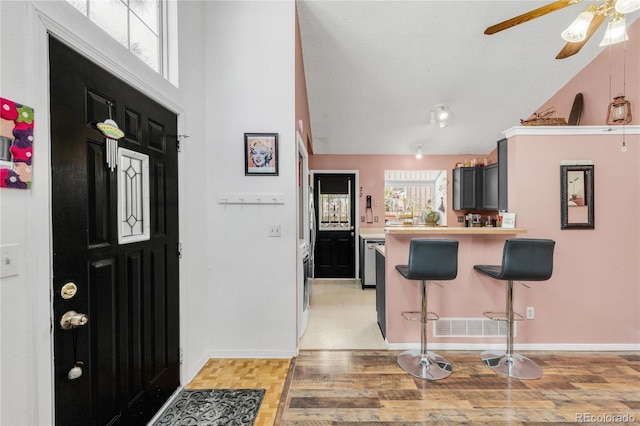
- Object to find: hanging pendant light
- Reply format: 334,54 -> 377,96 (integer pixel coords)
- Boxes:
561,8 -> 595,42
606,95 -> 632,125
599,14 -> 628,46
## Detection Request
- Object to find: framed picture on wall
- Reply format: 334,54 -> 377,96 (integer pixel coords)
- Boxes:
244,133 -> 278,176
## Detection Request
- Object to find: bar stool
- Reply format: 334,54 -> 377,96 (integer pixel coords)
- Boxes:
396,238 -> 458,380
474,238 -> 555,379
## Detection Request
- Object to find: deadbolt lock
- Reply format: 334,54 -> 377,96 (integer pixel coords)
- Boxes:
60,282 -> 78,299
60,310 -> 88,330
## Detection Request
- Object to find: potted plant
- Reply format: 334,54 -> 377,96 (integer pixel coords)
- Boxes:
423,203 -> 440,226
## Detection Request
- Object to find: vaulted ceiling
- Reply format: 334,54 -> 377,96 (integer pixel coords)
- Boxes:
297,1 -> 638,155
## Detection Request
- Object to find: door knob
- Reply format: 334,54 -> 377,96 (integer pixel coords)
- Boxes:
60,310 -> 88,330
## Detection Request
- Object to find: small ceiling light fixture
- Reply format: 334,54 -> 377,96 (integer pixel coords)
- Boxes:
416,144 -> 423,159
599,14 -> 628,46
615,0 -> 640,13
561,6 -> 595,42
432,104 -> 449,128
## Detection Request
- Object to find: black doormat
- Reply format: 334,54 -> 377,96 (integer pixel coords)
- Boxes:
152,388 -> 265,426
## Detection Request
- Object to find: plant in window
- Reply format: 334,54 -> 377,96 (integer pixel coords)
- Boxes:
423,199 -> 440,226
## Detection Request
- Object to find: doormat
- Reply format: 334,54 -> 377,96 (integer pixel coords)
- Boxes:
152,388 -> 265,426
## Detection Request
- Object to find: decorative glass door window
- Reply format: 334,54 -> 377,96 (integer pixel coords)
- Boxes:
319,193 -> 351,230
118,147 -> 150,244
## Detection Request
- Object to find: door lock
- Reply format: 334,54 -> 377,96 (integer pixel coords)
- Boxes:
60,310 -> 88,330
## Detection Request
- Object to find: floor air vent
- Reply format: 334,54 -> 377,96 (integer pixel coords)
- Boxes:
433,318 -> 516,337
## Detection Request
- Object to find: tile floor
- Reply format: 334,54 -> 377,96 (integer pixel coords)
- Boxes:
298,278 -> 387,350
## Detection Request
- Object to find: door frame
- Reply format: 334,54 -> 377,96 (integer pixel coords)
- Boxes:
310,170 -> 360,279
27,4 -> 185,423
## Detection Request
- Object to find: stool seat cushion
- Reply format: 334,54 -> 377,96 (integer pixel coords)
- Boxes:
473,264 -> 502,279
395,239 -> 458,281
474,238 -> 555,282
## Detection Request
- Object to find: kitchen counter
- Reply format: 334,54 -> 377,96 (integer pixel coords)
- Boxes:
384,226 -> 527,235
359,228 -> 386,239
382,227 -> 527,347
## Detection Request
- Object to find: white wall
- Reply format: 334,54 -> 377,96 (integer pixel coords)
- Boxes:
203,1 -> 298,358
0,1 -> 297,424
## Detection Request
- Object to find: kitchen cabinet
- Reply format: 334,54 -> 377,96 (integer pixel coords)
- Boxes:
452,167 -> 482,210
453,139 -> 508,211
497,138 -> 508,211
481,163 -> 498,211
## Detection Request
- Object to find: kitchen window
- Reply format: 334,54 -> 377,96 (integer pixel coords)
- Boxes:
384,170 -> 447,225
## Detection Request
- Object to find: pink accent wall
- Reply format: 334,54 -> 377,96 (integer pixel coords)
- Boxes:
501,131 -> 639,345
314,130 -> 639,346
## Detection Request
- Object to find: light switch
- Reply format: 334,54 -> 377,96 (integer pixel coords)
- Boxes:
1,244 -> 20,278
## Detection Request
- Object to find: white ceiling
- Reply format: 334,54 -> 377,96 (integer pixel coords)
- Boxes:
297,0 -> 639,155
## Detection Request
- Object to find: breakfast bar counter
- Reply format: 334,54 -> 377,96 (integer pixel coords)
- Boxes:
382,226 -> 528,348
384,226 -> 527,235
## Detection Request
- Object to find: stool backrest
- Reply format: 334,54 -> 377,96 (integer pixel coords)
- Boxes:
406,239 -> 458,280
500,238 -> 555,281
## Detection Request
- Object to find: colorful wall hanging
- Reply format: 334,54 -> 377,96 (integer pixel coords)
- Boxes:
1,97 -> 34,189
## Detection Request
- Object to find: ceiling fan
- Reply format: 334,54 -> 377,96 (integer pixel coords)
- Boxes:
484,0 -> 640,59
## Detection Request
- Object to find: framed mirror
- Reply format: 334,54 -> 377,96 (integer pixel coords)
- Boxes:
560,164 -> 594,229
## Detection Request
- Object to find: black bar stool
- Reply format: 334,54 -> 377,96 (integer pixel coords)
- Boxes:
395,238 -> 458,380
474,238 -> 555,379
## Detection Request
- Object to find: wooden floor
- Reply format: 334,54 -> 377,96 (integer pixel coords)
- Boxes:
278,350 -> 640,425
185,358 -> 292,426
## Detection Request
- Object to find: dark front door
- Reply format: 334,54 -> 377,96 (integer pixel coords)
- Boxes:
49,36 -> 180,425
314,173 -> 356,278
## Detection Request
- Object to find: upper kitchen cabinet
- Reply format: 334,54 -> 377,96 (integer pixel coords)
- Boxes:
497,138 -> 508,211
452,139 -> 508,212
452,167 -> 481,210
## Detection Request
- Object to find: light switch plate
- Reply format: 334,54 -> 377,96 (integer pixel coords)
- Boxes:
1,244 -> 20,278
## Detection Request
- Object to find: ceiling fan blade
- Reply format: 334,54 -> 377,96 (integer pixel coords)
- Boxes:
484,0 -> 579,35
556,13 -> 606,59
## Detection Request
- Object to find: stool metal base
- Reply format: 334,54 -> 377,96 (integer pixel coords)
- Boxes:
397,350 -> 452,380
480,350 -> 542,380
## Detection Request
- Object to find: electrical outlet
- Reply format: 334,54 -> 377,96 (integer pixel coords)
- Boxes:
526,306 -> 534,320
374,216 -> 378,222
268,225 -> 281,237
458,216 -> 464,223
361,216 -> 365,222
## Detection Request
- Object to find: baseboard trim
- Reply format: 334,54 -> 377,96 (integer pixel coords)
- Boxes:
387,342 -> 640,351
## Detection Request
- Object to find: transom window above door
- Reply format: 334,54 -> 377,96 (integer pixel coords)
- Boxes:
66,0 -> 165,75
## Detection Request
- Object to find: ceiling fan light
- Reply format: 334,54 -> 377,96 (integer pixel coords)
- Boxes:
561,10 -> 594,42
599,16 -> 629,46
615,0 -> 640,13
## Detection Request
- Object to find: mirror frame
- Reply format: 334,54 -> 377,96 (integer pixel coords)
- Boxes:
560,164 -> 594,230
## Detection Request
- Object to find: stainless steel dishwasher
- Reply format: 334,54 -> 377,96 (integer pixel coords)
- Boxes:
363,238 -> 384,288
